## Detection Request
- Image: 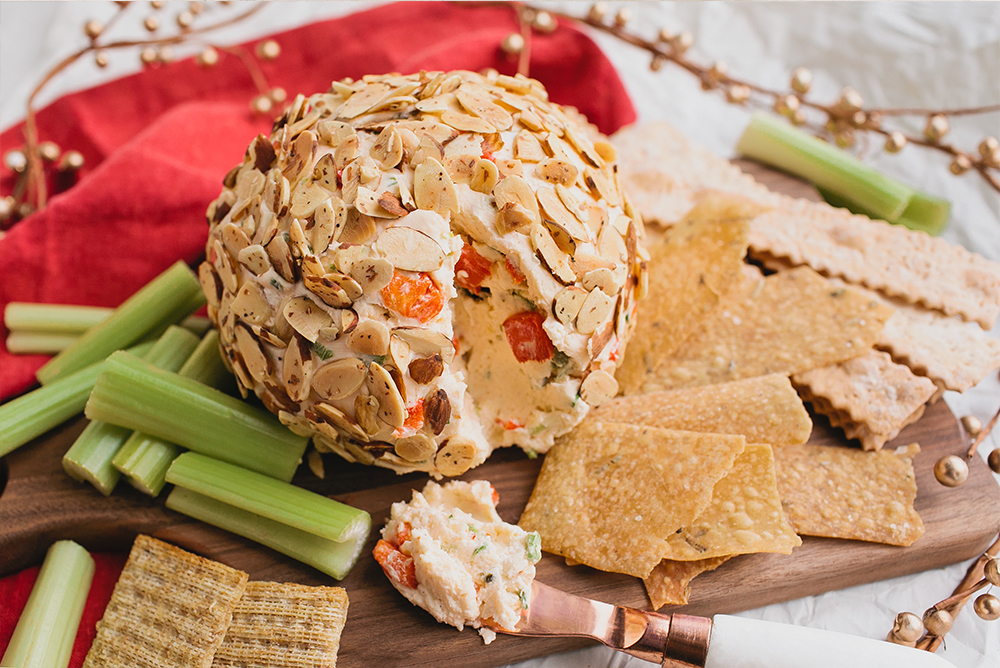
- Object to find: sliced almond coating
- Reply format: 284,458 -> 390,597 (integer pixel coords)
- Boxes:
369,95 -> 417,115
221,223 -> 251,257
456,85 -> 514,130
593,139 -> 618,164
497,202 -> 536,235
496,74 -> 532,94
313,154 -> 338,192
263,168 -> 291,214
443,134 -> 482,160
532,224 -> 576,284
583,268 -> 618,295
355,155 -> 381,186
212,240 -> 239,294
387,366 -> 408,404
287,218 -> 311,258
376,226 -> 446,272
393,327 -> 455,365
254,209 -> 279,247
576,288 -> 615,334
250,324 -> 287,348
493,175 -> 540,223
235,322 -> 272,383
423,388 -> 451,435
337,82 -> 390,119
435,436 -> 476,476
563,124 -> 604,168
598,223 -> 628,265
199,262 -> 223,310
544,133 -> 575,162
339,210 -> 378,245
568,250 -> 615,280
304,274 -> 353,308
408,353 -> 444,384
553,286 -> 589,324
313,197 -> 347,253
580,369 -> 619,406
266,234 -> 297,283
350,257 -> 394,294
441,108 -> 495,133
535,159 -> 579,187
443,155 -> 478,184
518,108 -> 545,132
279,410 -> 315,438
312,358 -> 366,401
410,133 -> 444,167
348,319 -> 391,356
283,334 -> 314,402
537,186 -> 590,241
415,93 -> 456,113
334,134 -> 360,171
340,160 -> 361,205
514,130 -> 546,162
289,184 -> 330,219
366,362 -> 406,428
469,159 -> 499,194
338,308 -> 360,336
584,166 -> 621,207
355,394 -> 381,435
495,158 -> 523,178
354,186 -> 394,218
317,119 -> 355,147
314,402 -> 369,442
230,282 -> 272,325
283,296 -> 333,342
377,191 -> 408,217
284,130 -> 318,182
555,184 -> 589,224
299,253 -> 325,281
414,157 -> 459,215
236,168 -> 266,203
394,433 -> 437,462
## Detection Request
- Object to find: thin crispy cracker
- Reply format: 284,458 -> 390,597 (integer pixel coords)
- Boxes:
643,557 -> 731,609
662,444 -> 801,561
642,266 -> 894,393
793,350 -> 936,451
773,442 -> 924,546
212,581 -> 349,668
83,535 -> 248,668
518,422 -> 746,578
617,193 -> 764,395
592,374 -> 811,446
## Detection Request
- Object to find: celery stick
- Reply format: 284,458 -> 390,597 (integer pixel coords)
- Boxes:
181,315 -> 213,336
6,331 -> 79,355
0,540 -> 94,668
62,327 -> 199,495
86,352 -> 307,481
0,341 -> 156,458
737,112 -> 914,222
177,329 -> 230,387
167,452 -> 370,542
36,261 -> 205,385
816,185 -> 950,235
4,303 -> 109,333
166,486 -> 369,580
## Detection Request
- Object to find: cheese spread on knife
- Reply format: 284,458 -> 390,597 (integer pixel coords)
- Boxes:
375,480 -> 541,643
200,70 -> 648,476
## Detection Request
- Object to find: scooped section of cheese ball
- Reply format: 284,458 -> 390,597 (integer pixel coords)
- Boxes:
201,70 -> 648,477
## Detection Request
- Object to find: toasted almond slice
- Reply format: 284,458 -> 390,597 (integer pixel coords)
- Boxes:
532,224 -> 576,284
583,267 -> 618,295
395,433 -> 437,462
435,437 -> 476,476
313,154 -> 338,192
236,167 -> 266,202
422,388 -> 451,435
287,218 -> 311,258
553,286 -> 589,324
279,410 -> 315,438
493,174 -> 539,220
415,93 -> 456,113
563,124 -> 604,168
375,226 -> 446,272
414,157 -> 459,215
443,134 -> 482,160
326,271 -> 363,301
470,159 -> 499,194
314,197 -> 347,253
456,86 -> 513,131
340,160 -> 361,205
518,108 -> 545,132
301,252 -> 325,279
235,322 -> 272,383
385,335 -> 410,373
355,394 -> 381,435
584,166 -> 621,207
311,357 -> 366,401
580,369 -> 618,406
314,402 -> 369,442
598,223 -> 629,265
199,262 -> 223,310
441,108 -> 496,133
568,250 -> 615,281
593,139 -> 617,163
356,155 -> 381,185
304,274 -> 353,308
576,287 -> 615,334
355,186 -> 395,218
289,184 -> 330,219
496,202 -> 536,236
537,186 -> 590,241
443,154 -> 479,184
283,334 -> 314,402
230,282 -> 272,326
410,133 -> 445,167
338,308 -> 360,336
283,296 -> 334,342
339,210 -> 378,244
496,74 -> 532,94
262,168 -> 290,215
350,257 -> 395,294
514,130 -> 546,162
348,319 -> 391,356
393,327 -> 455,365
250,324 -> 287,348
377,191 -> 408,217
284,130 -> 318,182
266,234 -> 297,283
221,223 -> 251,257
495,158 -> 523,178
407,353 -> 444,384
366,362 -> 406,428
337,82 -> 390,119
369,95 -> 417,115
212,240 -> 239,294
535,159 -> 579,187
317,119 -> 355,147
334,134 -> 360,171
543,133 -> 575,162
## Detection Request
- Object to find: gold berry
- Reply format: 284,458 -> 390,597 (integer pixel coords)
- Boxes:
790,110 -> 806,126
140,47 -> 158,65
4,150 -> 27,173
197,47 -> 219,67
726,84 -> 750,105
84,20 -> 103,40
669,31 -> 693,55
839,87 -> 863,113
38,141 -> 61,162
774,94 -> 800,116
885,131 -> 907,153
835,131 -> 856,148
143,16 -> 159,32
934,455 -> 969,486
251,96 -> 273,115
974,593 -> 1000,621
649,55 -> 666,72
588,2 -> 609,23
176,10 -> 194,29
961,415 -> 983,436
791,67 -> 812,94
925,114 -> 949,141
979,136 -> 999,157
59,151 -> 85,172
269,87 -> 288,104
257,39 -> 281,61
985,557 -> 1000,587
949,154 -> 972,176
532,11 -> 556,33
501,33 -> 525,55
922,608 -> 953,636
94,51 -> 109,68
658,28 -> 674,43
613,7 -> 631,27
891,611 -> 924,643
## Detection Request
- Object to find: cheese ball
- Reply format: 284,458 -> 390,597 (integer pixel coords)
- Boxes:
200,70 -> 648,477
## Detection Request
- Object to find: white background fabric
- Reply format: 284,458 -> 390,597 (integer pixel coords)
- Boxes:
1,3 -> 998,667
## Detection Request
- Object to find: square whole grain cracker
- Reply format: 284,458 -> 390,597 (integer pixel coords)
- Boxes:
643,556 -> 731,609
518,421 -> 746,578
641,265 -> 894,393
212,581 -> 349,668
83,535 -> 248,668
616,192 -> 764,395
591,373 -> 811,446
773,442 -> 924,546
793,350 -> 937,451
662,444 -> 801,561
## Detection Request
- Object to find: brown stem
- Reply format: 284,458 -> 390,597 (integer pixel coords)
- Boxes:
877,104 -> 1000,117
967,402 -> 1000,459
215,45 -> 270,96
516,9 -> 532,78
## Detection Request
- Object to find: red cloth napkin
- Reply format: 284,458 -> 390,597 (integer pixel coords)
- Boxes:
0,2 -> 635,664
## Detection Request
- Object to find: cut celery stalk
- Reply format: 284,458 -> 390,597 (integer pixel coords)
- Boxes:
166,486 -> 369,580
737,112 -> 915,222
62,326 -> 199,495
0,540 -> 94,668
36,261 -> 205,385
86,351 -> 307,481
4,303 -> 109,333
166,452 -> 371,542
176,329 -> 230,387
816,185 -> 950,235
0,341 -> 156,458
6,331 -> 80,355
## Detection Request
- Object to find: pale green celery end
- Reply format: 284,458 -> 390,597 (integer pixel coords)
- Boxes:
85,352 -> 307,481
166,451 -> 370,542
113,432 -> 181,497
6,331 -> 79,355
737,113 -> 913,222
61,421 -> 131,495
180,315 -> 213,336
36,261 -> 203,385
144,290 -> 209,343
166,487 -> 370,580
143,325 -> 201,372
3,303 -> 111,333
816,185 -> 950,235
0,540 -> 94,668
177,330 -> 230,387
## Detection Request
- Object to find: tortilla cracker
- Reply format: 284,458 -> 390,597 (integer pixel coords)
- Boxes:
592,374 -> 811,446
793,350 -> 937,451
773,442 -> 924,546
518,421 -> 746,578
643,557 -> 732,609
83,535 -> 248,668
662,444 -> 801,561
642,266 -> 894,393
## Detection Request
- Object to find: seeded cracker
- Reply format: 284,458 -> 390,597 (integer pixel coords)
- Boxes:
616,193 -> 763,395
83,535 -> 248,668
591,374 -> 811,446
212,581 -> 349,668
642,266 -> 894,393
517,421 -> 745,578
773,443 -> 924,546
644,557 -> 731,609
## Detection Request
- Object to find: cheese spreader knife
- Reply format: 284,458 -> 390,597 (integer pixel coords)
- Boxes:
490,581 -> 955,668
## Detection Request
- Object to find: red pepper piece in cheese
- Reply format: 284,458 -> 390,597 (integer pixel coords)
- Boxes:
455,242 -> 492,292
382,270 -> 444,323
502,311 -> 554,363
374,538 -> 418,589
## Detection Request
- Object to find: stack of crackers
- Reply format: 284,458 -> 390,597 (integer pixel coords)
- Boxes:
82,535 -> 349,668
519,122 -> 1000,609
